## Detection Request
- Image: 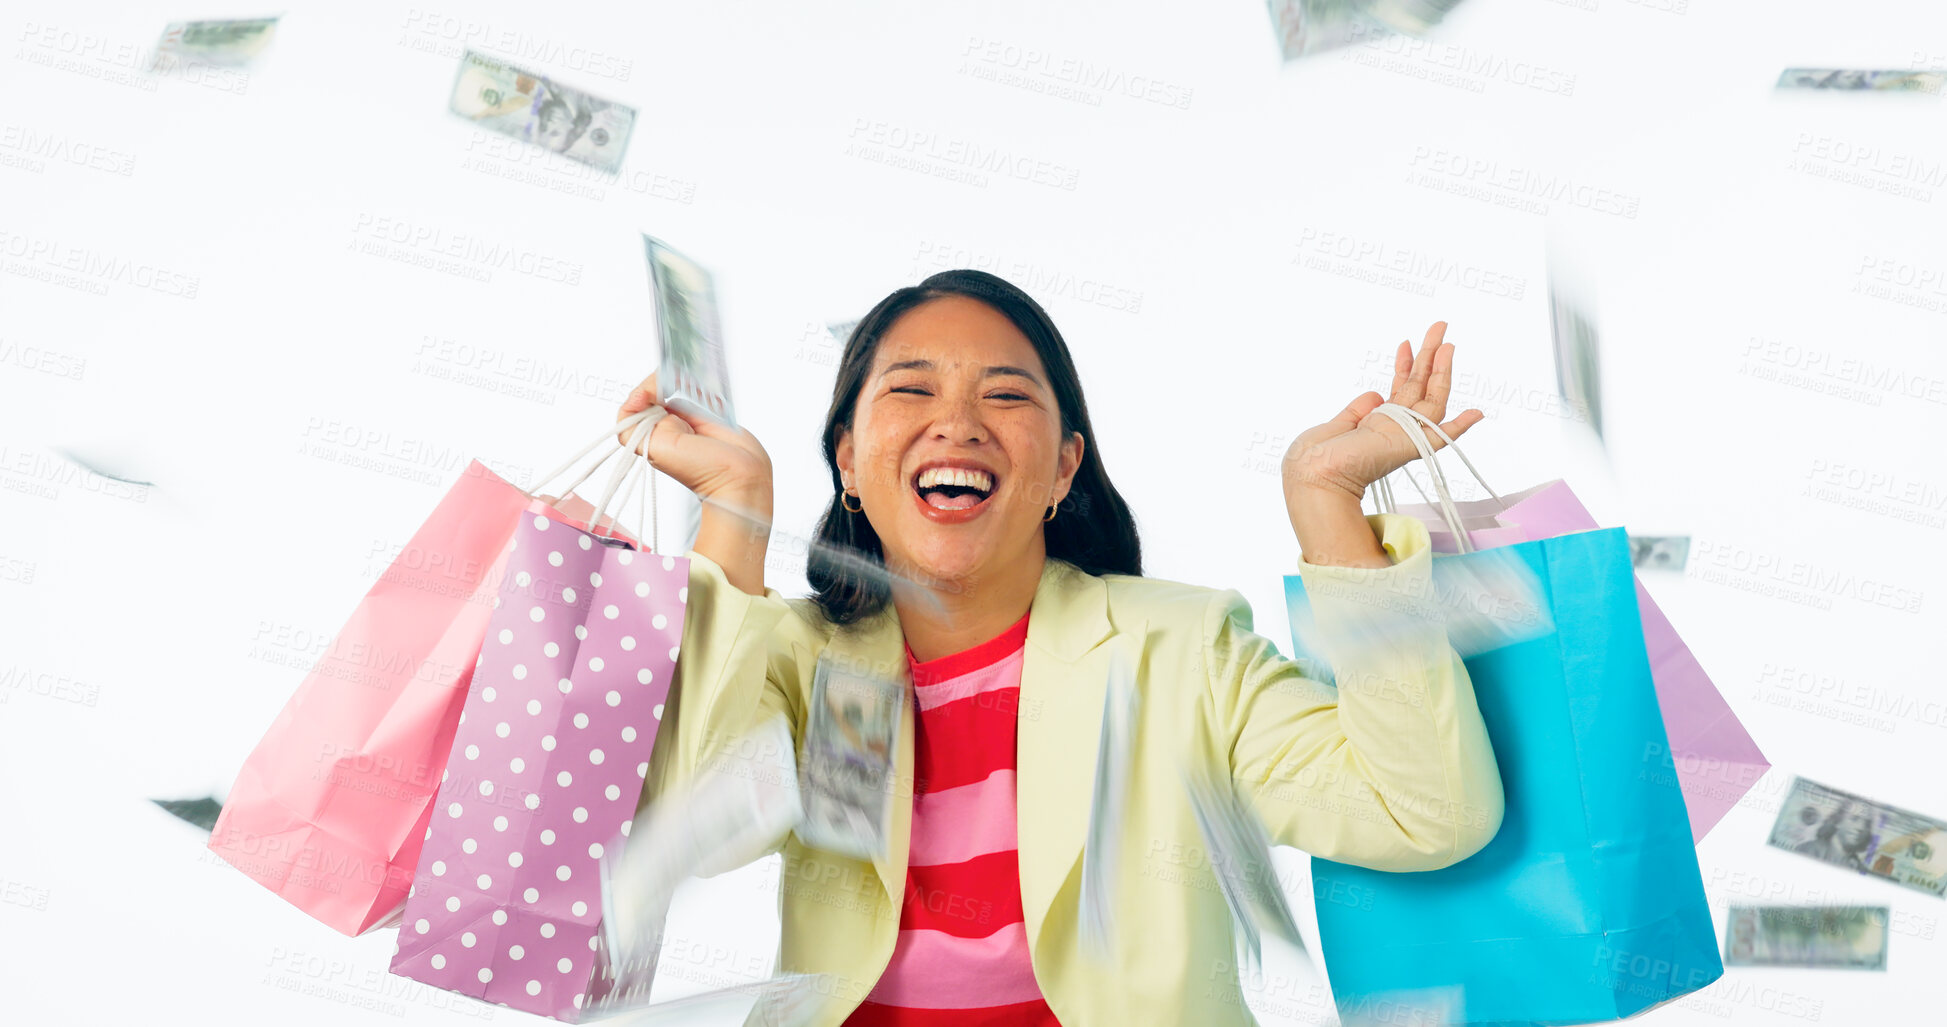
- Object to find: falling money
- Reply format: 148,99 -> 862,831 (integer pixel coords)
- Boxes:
448,50 -> 637,173
153,17 -> 279,68
1725,906 -> 1888,970
1767,777 -> 1947,897
1628,535 -> 1690,571
1776,68 -> 1945,92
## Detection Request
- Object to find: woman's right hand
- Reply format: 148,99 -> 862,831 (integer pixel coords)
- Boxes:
615,372 -> 773,506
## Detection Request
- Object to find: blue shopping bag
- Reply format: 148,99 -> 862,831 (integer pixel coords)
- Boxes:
1292,526 -> 1722,1027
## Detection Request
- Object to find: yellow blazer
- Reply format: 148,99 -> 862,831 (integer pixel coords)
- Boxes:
648,513 -> 1504,1025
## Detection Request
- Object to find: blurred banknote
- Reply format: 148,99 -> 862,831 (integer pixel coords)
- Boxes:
1267,0 -> 1470,61
1079,639 -> 1141,955
449,50 -> 636,172
1777,68 -> 1945,93
796,653 -> 904,862
1365,0 -> 1469,35
1183,765 -> 1310,979
1767,777 -> 1947,897
1427,546 -> 1554,656
1628,535 -> 1690,571
644,234 -> 736,427
1548,271 -> 1602,440
1339,986 -> 1464,1027
153,17 -> 278,67
826,318 -> 861,345
1289,544 -> 1551,669
597,713 -> 803,994
598,972 -> 832,1025
1725,906 -> 1888,969
1266,0 -> 1375,60
55,446 -> 153,487
151,796 -> 221,831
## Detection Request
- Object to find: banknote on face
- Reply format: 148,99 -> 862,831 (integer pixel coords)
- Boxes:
1079,639 -> 1141,956
1767,777 -> 1947,897
1628,535 -> 1690,571
1183,765 -> 1308,978
1725,906 -> 1889,969
644,234 -> 737,428
153,17 -> 278,68
449,50 -> 636,173
1777,68 -> 1945,93
797,653 -> 905,862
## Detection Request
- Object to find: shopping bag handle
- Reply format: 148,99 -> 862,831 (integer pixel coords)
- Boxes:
587,417 -> 657,550
1363,403 -> 1504,554
520,407 -> 662,501
518,407 -> 665,552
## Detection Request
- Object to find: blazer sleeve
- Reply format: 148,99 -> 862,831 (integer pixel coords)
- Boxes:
1203,512 -> 1505,871
640,549 -> 816,823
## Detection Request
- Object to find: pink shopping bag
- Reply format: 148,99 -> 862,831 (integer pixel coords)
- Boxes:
1394,478 -> 1770,842
210,450 -> 644,935
389,509 -> 687,1020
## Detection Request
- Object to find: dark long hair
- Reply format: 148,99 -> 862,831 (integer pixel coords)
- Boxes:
807,270 -> 1142,625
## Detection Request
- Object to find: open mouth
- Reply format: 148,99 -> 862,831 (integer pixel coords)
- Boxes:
912,466 -> 996,512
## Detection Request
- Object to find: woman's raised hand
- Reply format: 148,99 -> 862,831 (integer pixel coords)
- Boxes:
1282,322 -> 1485,502
614,371 -> 773,504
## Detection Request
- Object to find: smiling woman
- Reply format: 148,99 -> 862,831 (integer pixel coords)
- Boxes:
612,269 -> 1504,1026
810,273 -> 1142,658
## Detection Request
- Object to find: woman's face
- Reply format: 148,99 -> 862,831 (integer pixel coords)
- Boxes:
837,295 -> 1083,592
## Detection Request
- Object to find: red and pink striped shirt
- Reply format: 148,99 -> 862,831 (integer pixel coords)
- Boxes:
843,612 -> 1059,1026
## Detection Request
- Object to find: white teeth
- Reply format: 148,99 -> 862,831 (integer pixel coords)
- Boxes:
916,466 -> 993,492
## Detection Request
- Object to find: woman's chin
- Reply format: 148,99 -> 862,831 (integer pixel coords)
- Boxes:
886,542 -> 985,592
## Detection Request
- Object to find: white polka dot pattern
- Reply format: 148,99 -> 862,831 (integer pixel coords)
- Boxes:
389,514 -> 688,1018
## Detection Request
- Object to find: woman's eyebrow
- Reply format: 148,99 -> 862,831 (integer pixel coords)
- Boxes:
878,358 -> 1044,387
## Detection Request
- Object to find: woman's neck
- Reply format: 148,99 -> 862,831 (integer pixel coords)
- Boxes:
892,550 -> 1045,664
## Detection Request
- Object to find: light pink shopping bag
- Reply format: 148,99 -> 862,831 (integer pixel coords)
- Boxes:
389,511 -> 687,1020
1394,479 -> 1770,842
209,460 -> 640,936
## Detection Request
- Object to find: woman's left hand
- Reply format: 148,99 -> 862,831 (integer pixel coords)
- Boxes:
1283,321 -> 1484,502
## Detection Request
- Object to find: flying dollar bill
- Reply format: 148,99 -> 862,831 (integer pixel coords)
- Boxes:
826,318 -> 861,346
1776,68 -> 1945,93
1725,906 -> 1888,969
1266,0 -> 1377,61
1628,535 -> 1690,571
151,796 -> 222,832
54,447 -> 154,487
1548,274 -> 1602,440
1365,0 -> 1470,35
1767,777 -> 1947,897
796,653 -> 905,862
448,50 -> 636,173
1079,638 -> 1141,956
153,17 -> 278,67
643,234 -> 736,428
596,713 -> 803,1007
595,972 -> 833,1024
1183,765 -> 1310,980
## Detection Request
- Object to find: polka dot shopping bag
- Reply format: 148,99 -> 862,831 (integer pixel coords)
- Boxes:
388,480 -> 689,1020
208,411 -> 661,937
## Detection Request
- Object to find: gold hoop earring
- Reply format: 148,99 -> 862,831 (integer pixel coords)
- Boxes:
1043,504 -> 1057,522
841,490 -> 864,514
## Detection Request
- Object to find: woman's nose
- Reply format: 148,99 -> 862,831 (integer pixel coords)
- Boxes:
929,396 -> 987,442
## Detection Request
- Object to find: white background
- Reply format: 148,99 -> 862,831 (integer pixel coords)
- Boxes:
3,0 -> 1944,1024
